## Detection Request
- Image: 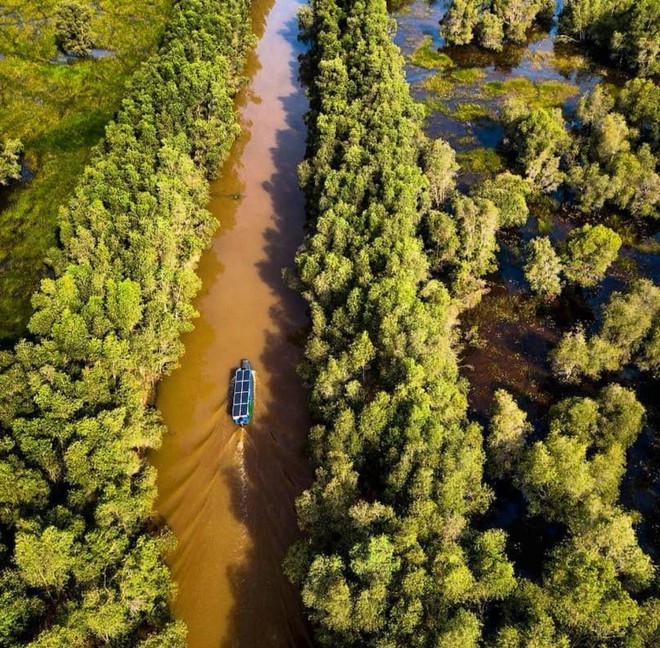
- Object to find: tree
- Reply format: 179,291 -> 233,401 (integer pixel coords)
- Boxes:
545,545 -> 641,640
637,319 -> 660,376
54,0 -> 93,57
593,112 -> 631,163
567,162 -> 615,214
524,237 -> 562,299
442,0 -> 481,45
494,0 -> 553,43
610,146 -> 660,219
474,172 -> 531,227
508,108 -> 571,192
562,224 -> 621,287
15,527 -> 77,590
551,280 -> 660,382
488,390 -> 531,478
478,12 -> 505,50
0,139 -> 23,186
450,195 -> 500,301
616,78 -> 660,153
421,138 -> 458,208
577,85 -> 615,128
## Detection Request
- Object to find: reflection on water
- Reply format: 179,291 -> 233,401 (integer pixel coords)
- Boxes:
151,0 -> 312,645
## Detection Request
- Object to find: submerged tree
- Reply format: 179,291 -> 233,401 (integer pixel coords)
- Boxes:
524,237 -> 562,299
0,139 -> 23,186
562,224 -> 621,288
488,389 -> 531,478
55,0 -> 93,57
552,279 -> 660,382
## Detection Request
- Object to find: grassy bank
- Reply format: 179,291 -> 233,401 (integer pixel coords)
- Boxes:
0,0 -> 170,340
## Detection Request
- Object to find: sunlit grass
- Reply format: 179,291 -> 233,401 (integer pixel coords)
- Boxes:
0,0 -> 170,340
482,77 -> 579,108
422,73 -> 454,96
450,67 -> 486,84
410,36 -> 454,69
457,147 -> 504,174
451,102 -> 492,121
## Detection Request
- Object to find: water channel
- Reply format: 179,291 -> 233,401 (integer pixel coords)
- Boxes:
151,0 -> 313,644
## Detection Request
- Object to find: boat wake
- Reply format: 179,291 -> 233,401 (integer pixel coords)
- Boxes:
235,431 -> 249,536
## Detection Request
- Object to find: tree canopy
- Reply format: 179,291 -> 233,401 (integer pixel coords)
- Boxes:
287,0 -> 515,644
0,0 -> 254,643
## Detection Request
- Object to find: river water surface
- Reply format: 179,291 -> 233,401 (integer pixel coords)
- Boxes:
151,0 -> 312,645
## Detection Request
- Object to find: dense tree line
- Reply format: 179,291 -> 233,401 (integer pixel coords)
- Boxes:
286,0 -> 519,644
0,0 -> 253,644
289,4 -> 660,638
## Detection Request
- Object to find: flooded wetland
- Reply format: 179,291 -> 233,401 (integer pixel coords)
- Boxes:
155,0 -> 660,643
0,0 -> 656,645
394,0 -> 660,563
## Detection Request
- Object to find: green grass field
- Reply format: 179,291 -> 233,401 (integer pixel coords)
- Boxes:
0,0 -> 169,340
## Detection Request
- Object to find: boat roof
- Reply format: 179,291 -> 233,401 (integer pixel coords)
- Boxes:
232,368 -> 252,419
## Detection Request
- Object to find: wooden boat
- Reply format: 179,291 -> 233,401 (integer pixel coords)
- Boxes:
231,359 -> 254,426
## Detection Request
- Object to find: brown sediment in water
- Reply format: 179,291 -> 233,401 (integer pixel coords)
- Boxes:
151,0 -> 313,645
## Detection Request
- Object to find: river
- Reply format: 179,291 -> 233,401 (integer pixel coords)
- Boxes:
151,0 -> 313,645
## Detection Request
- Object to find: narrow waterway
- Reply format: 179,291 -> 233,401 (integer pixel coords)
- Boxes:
151,0 -> 313,645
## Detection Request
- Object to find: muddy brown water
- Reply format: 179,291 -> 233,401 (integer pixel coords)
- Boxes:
151,0 -> 313,645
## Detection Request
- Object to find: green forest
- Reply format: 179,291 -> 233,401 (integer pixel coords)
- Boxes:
0,0 -> 253,644
288,0 -> 659,645
0,0 -> 658,645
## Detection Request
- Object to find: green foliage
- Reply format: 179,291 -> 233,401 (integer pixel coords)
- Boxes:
477,12 -> 505,51
500,385 -> 654,644
487,390 -> 531,478
524,236 -> 562,299
562,223 -> 621,287
15,527 -> 78,590
420,138 -> 459,208
55,0 -> 93,57
0,139 -> 23,186
0,0 -> 254,643
560,0 -> 660,76
449,194 -> 500,302
442,0 -> 481,45
500,79 -> 660,222
503,105 -> 571,192
474,172 -> 531,227
290,0 -> 513,644
442,0 -> 554,49
552,279 -> 660,381
616,78 -> 660,154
